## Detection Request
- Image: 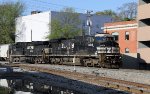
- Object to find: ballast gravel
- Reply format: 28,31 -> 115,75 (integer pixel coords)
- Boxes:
29,64 -> 150,85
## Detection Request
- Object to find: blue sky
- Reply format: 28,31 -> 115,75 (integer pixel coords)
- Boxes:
1,0 -> 138,15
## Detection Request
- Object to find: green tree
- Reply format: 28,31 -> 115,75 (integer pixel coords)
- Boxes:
96,10 -> 121,21
48,7 -> 82,39
0,1 -> 24,44
96,10 -> 116,16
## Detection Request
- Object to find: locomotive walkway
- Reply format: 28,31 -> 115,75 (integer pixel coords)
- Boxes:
7,64 -> 150,94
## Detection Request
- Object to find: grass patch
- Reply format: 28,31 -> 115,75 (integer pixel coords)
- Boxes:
0,86 -> 10,94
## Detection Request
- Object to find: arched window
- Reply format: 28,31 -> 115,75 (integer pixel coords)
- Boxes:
112,32 -> 119,41
125,48 -> 129,53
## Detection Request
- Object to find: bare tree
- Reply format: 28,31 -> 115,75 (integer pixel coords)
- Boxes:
118,2 -> 137,21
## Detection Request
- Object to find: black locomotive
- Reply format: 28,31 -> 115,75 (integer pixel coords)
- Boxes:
8,35 -> 122,68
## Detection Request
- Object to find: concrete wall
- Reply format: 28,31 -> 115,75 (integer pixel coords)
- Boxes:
138,26 -> 150,41
138,0 -> 150,65
138,3 -> 150,19
138,48 -> 150,63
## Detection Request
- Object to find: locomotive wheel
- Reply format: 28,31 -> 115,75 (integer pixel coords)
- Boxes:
50,58 -> 55,64
104,63 -> 111,68
34,59 -> 37,64
43,57 -> 49,64
53,58 -> 61,64
39,58 -> 43,63
82,60 -> 87,67
112,65 -> 119,69
9,57 -> 13,63
59,58 -> 63,65
80,58 -> 84,66
34,58 -> 40,64
59,58 -> 64,65
92,59 -> 99,67
83,59 -> 93,67
97,61 -> 104,68
13,57 -> 20,62
51,58 -> 57,64
48,58 -> 52,64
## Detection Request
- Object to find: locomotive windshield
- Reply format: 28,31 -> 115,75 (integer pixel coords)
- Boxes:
95,35 -> 114,41
95,37 -> 105,41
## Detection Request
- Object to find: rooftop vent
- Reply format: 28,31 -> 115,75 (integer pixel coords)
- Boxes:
31,11 -> 41,15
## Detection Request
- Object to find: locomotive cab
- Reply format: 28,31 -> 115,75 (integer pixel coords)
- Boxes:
95,34 -> 122,68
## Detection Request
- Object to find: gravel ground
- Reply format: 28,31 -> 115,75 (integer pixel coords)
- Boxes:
0,61 -> 149,85
29,64 -> 150,85
27,69 -> 131,94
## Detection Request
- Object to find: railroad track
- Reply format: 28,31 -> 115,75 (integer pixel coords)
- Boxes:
8,64 -> 150,94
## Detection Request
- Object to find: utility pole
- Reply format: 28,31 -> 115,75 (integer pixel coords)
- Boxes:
86,10 -> 93,36
31,30 -> 32,42
73,56 -> 76,72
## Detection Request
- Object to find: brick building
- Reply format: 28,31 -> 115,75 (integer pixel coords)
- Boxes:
103,21 -> 138,53
103,21 -> 138,69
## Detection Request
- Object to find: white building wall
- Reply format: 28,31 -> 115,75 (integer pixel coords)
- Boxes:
0,44 -> 10,59
16,11 -> 50,42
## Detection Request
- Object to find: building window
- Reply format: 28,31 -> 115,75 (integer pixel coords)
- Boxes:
125,32 -> 129,40
125,48 -> 129,53
112,32 -> 119,41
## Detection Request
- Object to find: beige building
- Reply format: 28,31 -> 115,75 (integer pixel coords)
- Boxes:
138,0 -> 150,69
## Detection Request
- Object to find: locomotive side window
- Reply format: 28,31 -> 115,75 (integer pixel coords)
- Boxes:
61,43 -> 65,48
27,46 -> 34,49
86,37 -> 94,43
72,43 -> 74,48
106,36 -> 114,41
95,37 -> 105,41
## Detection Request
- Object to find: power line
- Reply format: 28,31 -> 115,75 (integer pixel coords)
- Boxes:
31,0 -> 69,8
30,0 -> 87,11
26,0 -> 98,13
